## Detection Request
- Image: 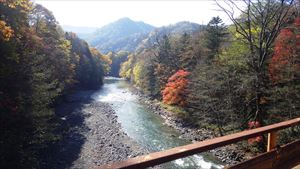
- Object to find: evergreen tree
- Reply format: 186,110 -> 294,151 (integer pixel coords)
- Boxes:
204,16 -> 227,61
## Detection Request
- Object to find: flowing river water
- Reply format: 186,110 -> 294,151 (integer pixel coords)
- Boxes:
92,78 -> 223,169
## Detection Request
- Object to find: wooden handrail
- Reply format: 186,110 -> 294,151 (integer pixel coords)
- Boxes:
97,117 -> 300,169
229,139 -> 300,169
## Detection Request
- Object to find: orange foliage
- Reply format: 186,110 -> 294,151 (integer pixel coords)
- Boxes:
269,17 -> 300,83
0,20 -> 14,41
162,70 -> 190,106
100,54 -> 112,65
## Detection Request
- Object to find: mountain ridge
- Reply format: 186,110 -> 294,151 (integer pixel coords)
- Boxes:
69,17 -> 204,53
87,17 -> 155,53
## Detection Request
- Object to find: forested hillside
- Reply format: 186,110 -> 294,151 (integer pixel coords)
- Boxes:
1,0 -> 300,168
85,20 -> 203,77
106,51 -> 130,77
75,18 -> 202,54
120,2 -> 300,148
87,17 -> 155,53
0,1 -> 107,168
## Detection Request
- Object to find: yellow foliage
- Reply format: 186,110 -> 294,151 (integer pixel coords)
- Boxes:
100,54 -> 112,65
125,69 -> 132,79
133,62 -> 143,86
90,47 -> 112,64
119,54 -> 135,79
119,61 -> 131,78
59,39 -> 71,51
0,20 -> 14,41
218,26 -> 249,69
0,0 -> 32,41
5,0 -> 32,11
89,47 -> 112,75
229,25 -> 261,42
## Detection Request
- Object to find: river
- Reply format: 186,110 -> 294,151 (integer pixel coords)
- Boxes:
92,78 -> 223,169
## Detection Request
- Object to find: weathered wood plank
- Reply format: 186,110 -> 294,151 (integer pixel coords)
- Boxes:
96,117 -> 300,169
267,131 -> 277,152
228,139 -> 300,169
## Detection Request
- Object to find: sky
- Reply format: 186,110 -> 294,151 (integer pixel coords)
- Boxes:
34,0 -> 242,28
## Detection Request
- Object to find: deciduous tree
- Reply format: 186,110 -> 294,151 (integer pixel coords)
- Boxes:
217,0 -> 296,125
162,70 -> 190,106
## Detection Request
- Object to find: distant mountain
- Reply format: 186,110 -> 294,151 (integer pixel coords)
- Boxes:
135,21 -> 204,52
82,18 -> 203,54
62,25 -> 98,39
158,21 -> 203,34
87,17 -> 155,53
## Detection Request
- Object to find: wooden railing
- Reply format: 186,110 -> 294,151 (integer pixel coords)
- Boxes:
229,139 -> 300,169
97,117 -> 300,169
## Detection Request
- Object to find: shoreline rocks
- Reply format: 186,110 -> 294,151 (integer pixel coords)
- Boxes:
71,102 -> 147,168
131,87 -> 250,166
42,91 -> 147,169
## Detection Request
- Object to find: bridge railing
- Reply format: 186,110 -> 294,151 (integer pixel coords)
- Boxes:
97,117 -> 300,169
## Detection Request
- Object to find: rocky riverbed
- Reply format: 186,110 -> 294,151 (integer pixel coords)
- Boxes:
133,89 -> 251,166
40,91 -> 146,169
40,86 -> 250,169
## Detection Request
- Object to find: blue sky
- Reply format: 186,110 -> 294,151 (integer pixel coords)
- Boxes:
35,0 -> 243,28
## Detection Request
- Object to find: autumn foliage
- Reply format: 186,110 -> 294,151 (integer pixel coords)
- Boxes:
269,17 -> 300,83
162,70 -> 190,106
247,121 -> 263,144
0,21 -> 14,41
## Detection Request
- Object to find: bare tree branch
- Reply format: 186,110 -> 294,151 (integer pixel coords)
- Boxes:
216,0 -> 295,123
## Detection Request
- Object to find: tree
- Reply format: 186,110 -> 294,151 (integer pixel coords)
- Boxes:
30,4 -> 75,92
152,34 -> 179,98
65,32 -> 104,89
187,59 -> 249,135
0,0 -> 31,41
90,47 -> 112,75
119,54 -> 134,79
267,17 -> 300,126
217,0 -> 296,125
132,61 -> 145,86
177,33 -> 202,71
0,1 -> 66,168
0,2 -> 105,168
0,20 -> 13,41
269,17 -> 300,83
108,50 -> 129,77
204,16 -> 228,61
162,70 -> 190,106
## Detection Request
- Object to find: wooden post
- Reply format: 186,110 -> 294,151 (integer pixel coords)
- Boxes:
267,131 -> 277,152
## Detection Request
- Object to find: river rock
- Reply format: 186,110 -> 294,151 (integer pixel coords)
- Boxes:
135,87 -> 248,166
40,91 -> 148,169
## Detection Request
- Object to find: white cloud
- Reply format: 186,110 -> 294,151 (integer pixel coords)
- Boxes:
34,0 -> 242,28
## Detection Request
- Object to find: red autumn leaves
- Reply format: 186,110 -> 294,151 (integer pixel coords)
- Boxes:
161,18 -> 300,146
247,121 -> 263,144
269,17 -> 300,83
162,70 -> 190,106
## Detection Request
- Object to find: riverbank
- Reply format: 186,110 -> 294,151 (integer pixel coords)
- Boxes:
41,90 -> 147,169
132,88 -> 252,166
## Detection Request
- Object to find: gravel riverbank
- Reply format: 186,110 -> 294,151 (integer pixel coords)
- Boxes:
41,87 -> 250,169
132,89 -> 251,166
41,91 -> 146,169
